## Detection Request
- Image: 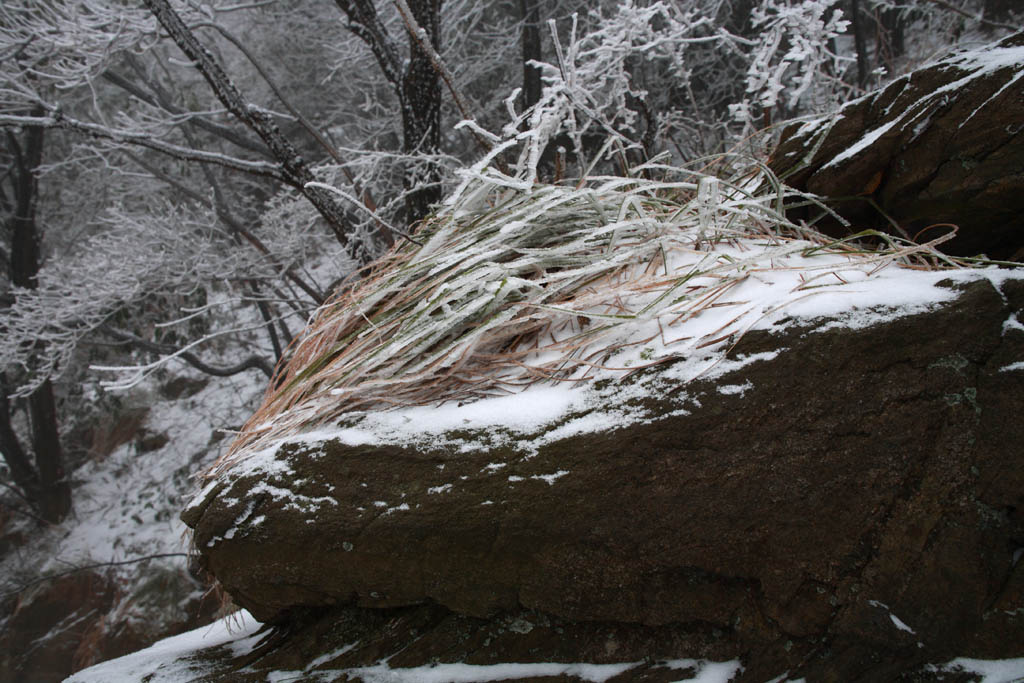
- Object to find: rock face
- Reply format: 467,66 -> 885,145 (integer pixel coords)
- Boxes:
769,31 -> 1024,261
183,275 -> 1024,680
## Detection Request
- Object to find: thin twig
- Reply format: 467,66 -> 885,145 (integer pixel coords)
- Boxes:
921,0 -> 1019,32
3,553 -> 191,598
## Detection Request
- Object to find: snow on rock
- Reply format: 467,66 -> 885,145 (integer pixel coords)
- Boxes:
932,658 -> 1024,683
189,265 -> 1009,497
64,605 -> 1024,683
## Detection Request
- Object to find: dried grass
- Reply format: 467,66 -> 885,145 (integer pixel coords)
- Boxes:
214,159 -> 965,475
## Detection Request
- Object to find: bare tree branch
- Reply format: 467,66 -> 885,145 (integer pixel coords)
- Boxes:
101,68 -> 270,158
101,325 -> 275,379
0,112 -> 288,181
143,0 -> 370,261
2,553 -> 192,598
121,150 -> 326,304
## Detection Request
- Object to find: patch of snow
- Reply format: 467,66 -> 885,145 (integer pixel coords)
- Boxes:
531,470 -> 569,485
792,117 -> 828,140
539,412 -> 624,443
248,482 -> 338,514
717,381 -> 753,396
907,113 -> 933,143
342,661 -> 641,683
932,657 -> 1024,683
307,642 -> 359,669
661,658 -> 744,682
427,484 -> 453,494
1004,313 -> 1024,334
66,611 -> 262,682
889,614 -> 916,634
227,628 -> 270,657
360,385 -> 583,439
961,68 -> 1024,127
867,600 -> 916,634
821,118 -> 899,169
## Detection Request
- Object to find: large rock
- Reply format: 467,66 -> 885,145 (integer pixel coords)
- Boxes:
183,276 -> 1024,680
770,31 -> 1024,261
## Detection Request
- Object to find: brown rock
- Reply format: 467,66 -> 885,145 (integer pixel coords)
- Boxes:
770,31 -> 1024,261
184,276 -> 1024,679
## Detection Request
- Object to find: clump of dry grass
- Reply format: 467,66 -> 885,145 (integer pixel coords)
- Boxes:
216,159 -> 961,473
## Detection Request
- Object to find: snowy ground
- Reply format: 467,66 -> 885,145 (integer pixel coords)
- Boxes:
0,367 -> 266,663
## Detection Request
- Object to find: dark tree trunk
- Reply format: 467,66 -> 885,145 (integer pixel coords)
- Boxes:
877,5 -> 906,69
399,0 -> 442,227
334,0 -> 444,228
849,0 -> 869,89
27,381 -> 70,522
8,123 -> 44,291
0,375 -> 42,505
3,108 -> 71,524
519,0 -> 543,112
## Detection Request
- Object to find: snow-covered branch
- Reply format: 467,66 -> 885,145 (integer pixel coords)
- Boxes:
0,112 -> 288,180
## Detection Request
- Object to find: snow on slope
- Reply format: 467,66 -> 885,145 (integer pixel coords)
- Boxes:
1,369 -> 266,652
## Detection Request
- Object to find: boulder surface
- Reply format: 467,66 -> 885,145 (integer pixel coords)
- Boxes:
770,31 -> 1024,261
183,276 -> 1024,680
